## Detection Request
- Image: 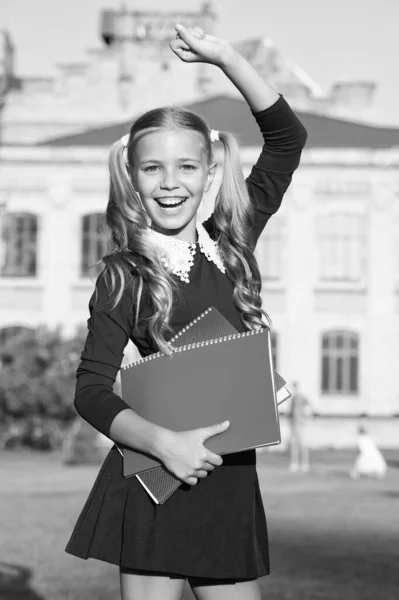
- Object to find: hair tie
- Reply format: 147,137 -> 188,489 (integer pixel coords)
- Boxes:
120,133 -> 129,165
120,133 -> 130,148
210,129 -> 220,143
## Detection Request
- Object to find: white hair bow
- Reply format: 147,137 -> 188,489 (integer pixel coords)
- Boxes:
120,133 -> 130,148
120,134 -> 129,165
210,129 -> 220,143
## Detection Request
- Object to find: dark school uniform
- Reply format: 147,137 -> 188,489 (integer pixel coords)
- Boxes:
65,94 -> 307,580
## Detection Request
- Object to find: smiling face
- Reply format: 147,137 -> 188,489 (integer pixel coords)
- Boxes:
130,128 -> 216,242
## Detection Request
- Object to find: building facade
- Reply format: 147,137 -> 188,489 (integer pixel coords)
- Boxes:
1,3 -> 399,434
1,97 -> 399,420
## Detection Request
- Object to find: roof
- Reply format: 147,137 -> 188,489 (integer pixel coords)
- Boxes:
37,94 -> 399,149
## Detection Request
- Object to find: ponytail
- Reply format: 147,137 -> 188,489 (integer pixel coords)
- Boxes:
212,131 -> 273,331
96,139 -> 182,356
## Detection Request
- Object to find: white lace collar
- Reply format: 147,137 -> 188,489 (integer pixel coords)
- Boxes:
148,221 -> 226,283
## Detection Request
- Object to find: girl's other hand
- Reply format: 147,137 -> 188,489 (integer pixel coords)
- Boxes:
158,420 -> 230,486
169,24 -> 235,68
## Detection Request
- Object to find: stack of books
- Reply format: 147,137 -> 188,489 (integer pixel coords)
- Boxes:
116,307 -> 290,504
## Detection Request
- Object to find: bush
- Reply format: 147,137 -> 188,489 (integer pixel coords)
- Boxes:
0,325 -> 87,448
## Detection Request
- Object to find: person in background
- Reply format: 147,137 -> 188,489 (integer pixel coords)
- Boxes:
349,424 -> 387,479
287,381 -> 312,473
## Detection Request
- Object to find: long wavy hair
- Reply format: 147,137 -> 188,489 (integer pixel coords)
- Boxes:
95,106 -> 272,355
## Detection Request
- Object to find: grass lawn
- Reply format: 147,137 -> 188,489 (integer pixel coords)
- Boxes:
1,448 -> 398,600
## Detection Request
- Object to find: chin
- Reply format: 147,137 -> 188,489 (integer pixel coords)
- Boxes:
153,222 -> 189,235
152,212 -> 196,231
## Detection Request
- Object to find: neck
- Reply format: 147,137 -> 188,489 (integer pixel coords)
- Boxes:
151,222 -> 198,244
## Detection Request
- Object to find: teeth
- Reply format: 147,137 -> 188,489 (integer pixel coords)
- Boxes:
157,197 -> 186,206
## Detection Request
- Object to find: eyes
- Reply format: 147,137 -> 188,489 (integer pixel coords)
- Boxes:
143,164 -> 197,173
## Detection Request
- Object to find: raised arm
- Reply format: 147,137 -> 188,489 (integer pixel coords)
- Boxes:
220,50 -> 307,246
170,25 -> 308,248
245,95 -> 307,247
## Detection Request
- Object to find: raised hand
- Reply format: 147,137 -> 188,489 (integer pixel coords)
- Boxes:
159,420 -> 230,486
169,24 -> 234,68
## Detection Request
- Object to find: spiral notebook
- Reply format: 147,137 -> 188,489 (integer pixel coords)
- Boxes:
117,307 -> 286,504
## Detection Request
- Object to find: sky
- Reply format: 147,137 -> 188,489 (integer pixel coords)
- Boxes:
1,0 -> 399,124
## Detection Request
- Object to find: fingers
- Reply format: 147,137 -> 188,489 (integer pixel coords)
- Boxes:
192,26 -> 205,38
174,23 -> 200,47
172,34 -> 191,49
182,459 -> 220,486
202,420 -> 230,442
203,460 -> 217,470
177,26 -> 203,40
194,460 -> 217,474
207,453 -> 223,467
169,39 -> 197,63
170,39 -> 190,53
195,469 -> 209,478
185,466 -> 212,486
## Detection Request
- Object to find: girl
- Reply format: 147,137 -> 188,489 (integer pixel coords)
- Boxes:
349,424 -> 387,479
65,24 -> 307,600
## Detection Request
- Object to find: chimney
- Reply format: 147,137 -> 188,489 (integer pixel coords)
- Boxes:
100,10 -> 116,46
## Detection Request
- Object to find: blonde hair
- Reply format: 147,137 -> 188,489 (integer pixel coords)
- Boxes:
96,106 -> 272,355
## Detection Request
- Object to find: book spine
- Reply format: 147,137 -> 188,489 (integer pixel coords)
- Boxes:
121,328 -> 267,371
121,307 -> 213,371
171,307 -> 213,341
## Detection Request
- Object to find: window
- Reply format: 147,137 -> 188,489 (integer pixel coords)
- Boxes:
321,331 -> 359,394
81,213 -> 107,277
318,214 -> 366,282
256,218 -> 284,281
0,213 -> 37,277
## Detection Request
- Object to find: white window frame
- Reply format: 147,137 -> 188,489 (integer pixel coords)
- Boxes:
0,212 -> 38,277
255,217 -> 285,284
316,212 -> 367,286
81,213 -> 107,278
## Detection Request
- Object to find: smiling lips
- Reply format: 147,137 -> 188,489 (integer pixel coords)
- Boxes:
155,196 -> 188,207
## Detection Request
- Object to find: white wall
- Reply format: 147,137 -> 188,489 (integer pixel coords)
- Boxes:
1,146 -> 399,417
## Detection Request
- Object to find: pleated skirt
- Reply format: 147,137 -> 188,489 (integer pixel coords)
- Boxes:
65,445 -> 270,580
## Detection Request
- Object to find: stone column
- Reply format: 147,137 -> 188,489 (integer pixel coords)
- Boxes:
363,179 -> 397,415
282,179 -> 318,405
41,179 -> 73,334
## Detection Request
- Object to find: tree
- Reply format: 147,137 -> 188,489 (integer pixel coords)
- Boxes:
0,326 -> 87,448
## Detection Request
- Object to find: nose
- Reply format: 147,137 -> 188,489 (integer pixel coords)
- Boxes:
160,167 -> 180,190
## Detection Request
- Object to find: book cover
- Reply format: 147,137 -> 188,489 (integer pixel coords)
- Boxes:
119,307 -> 286,504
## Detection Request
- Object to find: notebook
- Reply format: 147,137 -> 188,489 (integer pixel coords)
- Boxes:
117,307 -> 284,504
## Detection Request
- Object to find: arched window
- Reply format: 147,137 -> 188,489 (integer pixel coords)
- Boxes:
321,331 -> 359,394
81,213 -> 107,277
318,214 -> 366,282
256,218 -> 284,281
0,213 -> 37,277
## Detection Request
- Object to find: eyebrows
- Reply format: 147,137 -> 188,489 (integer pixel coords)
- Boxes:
139,157 -> 203,165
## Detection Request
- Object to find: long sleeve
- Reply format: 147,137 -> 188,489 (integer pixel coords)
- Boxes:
73,273 -> 134,437
245,93 -> 308,248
